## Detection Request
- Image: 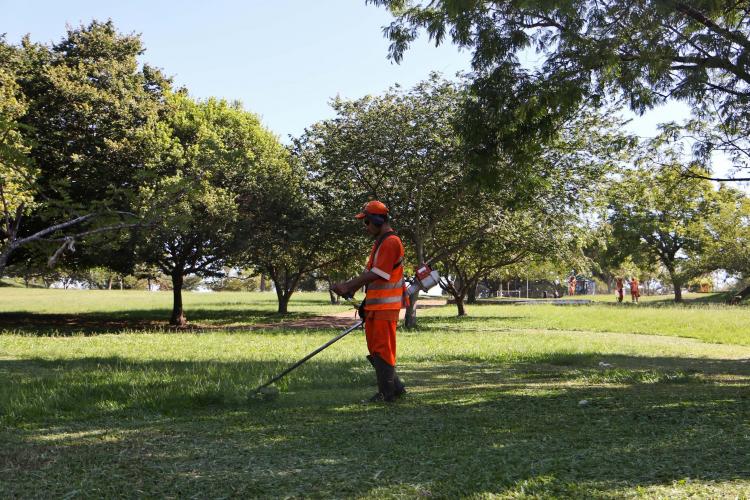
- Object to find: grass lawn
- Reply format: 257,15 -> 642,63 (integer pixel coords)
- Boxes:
1,289 -> 749,498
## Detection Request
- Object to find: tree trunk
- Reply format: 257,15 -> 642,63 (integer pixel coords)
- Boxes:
260,274 -> 267,292
455,294 -> 467,316
674,282 -> 683,302
404,240 -> 425,329
667,265 -> 683,303
0,248 -> 11,278
327,279 -> 339,305
170,271 -> 187,326
466,281 -> 477,304
107,276 -> 113,290
730,284 -> 750,304
277,290 -> 291,314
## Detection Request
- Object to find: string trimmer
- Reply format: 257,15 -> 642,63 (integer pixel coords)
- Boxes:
248,265 -> 442,402
248,294 -> 363,401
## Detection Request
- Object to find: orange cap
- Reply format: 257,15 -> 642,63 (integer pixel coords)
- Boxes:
355,200 -> 389,219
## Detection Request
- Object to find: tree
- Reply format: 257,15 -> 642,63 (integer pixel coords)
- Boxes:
437,103 -> 632,314
608,163 -> 723,302
703,186 -> 750,277
369,0 -> 750,180
2,22 -> 168,275
136,93 -> 289,325
237,153 -> 362,314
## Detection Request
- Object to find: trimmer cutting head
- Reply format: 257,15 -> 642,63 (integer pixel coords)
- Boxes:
249,385 -> 280,402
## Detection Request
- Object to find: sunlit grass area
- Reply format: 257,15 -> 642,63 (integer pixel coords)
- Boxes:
1,289 -> 749,497
427,299 -> 750,346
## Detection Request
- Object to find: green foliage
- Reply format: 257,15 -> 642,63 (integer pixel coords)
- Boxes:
294,74 -> 469,265
135,92 -> 289,323
207,271 -> 260,292
1,22 -> 170,275
0,37 -> 35,217
702,185 -> 750,276
235,145 -> 357,313
370,0 -> 750,177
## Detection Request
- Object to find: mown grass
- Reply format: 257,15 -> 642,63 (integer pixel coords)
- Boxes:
433,298 -> 750,346
1,289 -> 749,498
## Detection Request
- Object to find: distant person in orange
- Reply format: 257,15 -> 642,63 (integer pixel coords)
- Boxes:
332,200 -> 407,403
568,273 -> 577,296
615,277 -> 624,303
630,276 -> 640,304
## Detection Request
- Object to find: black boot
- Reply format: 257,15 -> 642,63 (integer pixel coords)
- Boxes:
365,355 -> 384,402
393,373 -> 406,397
367,354 -> 406,399
371,355 -> 396,402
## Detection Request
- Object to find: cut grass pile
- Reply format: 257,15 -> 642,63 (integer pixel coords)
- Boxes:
1,289 -> 749,498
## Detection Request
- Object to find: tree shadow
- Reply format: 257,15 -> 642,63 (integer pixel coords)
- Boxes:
2,351 -> 749,496
0,308 -> 324,335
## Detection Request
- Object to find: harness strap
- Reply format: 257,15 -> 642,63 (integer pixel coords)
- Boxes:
370,231 -> 403,271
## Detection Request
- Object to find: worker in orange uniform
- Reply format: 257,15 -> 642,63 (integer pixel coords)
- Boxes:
615,277 -> 624,303
568,272 -> 577,296
332,200 -> 408,403
630,276 -> 640,304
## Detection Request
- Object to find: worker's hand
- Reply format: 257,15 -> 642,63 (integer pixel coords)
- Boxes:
331,282 -> 350,297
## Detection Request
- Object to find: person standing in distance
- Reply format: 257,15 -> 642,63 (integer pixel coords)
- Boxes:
630,276 -> 640,304
615,276 -> 624,303
332,200 -> 408,402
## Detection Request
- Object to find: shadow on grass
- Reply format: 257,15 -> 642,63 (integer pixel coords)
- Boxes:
0,308 -> 323,335
1,351 -> 749,497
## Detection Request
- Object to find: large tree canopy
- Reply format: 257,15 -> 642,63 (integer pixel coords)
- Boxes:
293,75 -> 473,326
2,21 -> 170,275
136,92 -> 289,325
0,38 -> 37,273
369,0 -> 750,179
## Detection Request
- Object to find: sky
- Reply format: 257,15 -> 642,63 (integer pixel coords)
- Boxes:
2,0 -> 740,182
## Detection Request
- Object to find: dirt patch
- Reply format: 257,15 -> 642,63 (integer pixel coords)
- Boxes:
238,299 -> 448,330
185,299 -> 448,331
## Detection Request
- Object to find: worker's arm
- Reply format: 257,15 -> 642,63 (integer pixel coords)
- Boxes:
331,271 -> 380,298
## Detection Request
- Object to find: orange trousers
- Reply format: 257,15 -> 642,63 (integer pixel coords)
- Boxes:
364,317 -> 397,366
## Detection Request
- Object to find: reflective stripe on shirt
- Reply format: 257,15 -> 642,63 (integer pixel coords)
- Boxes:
368,279 -> 404,290
365,295 -> 403,305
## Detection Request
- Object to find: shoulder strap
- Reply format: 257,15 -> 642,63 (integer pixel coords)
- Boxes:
373,231 -> 396,254
370,231 -> 403,271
